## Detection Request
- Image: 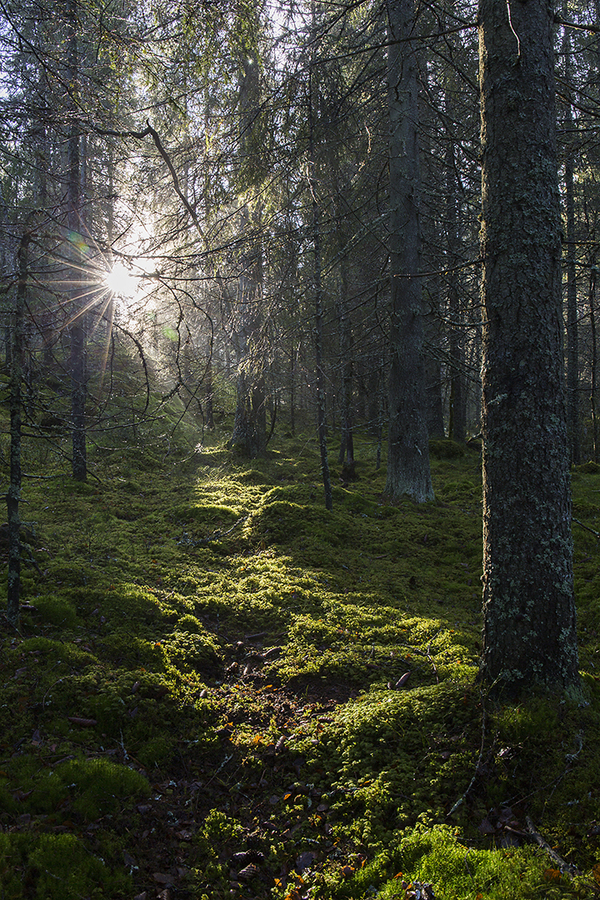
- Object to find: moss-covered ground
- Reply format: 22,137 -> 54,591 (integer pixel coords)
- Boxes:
2,413 -> 600,899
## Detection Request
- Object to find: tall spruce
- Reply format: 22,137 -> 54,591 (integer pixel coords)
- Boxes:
478,0 -> 580,695
384,0 -> 434,503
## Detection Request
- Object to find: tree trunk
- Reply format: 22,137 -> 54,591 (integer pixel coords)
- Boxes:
590,265 -> 598,462
309,49 -> 333,510
445,80 -> 466,443
565,149 -> 579,464
563,22 -> 580,465
6,231 -> 30,628
478,0 -> 579,696
289,341 -> 296,436
68,0 -> 87,482
229,53 -> 267,459
385,0 -> 434,503
424,286 -> 445,440
335,225 -> 355,478
230,206 -> 266,459
204,353 -> 214,430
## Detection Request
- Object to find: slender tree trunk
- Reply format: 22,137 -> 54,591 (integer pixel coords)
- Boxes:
446,199 -> 466,443
68,0 -> 87,482
205,353 -> 214,429
289,342 -> 296,436
309,7 -> 332,510
563,22 -> 580,465
385,0 -> 434,503
336,250 -> 354,476
313,202 -> 332,509
376,352 -> 386,470
478,0 -> 579,695
329,144 -> 355,473
424,285 -> 445,440
565,150 -> 579,464
445,80 -> 466,443
6,231 -> 30,628
590,266 -> 598,462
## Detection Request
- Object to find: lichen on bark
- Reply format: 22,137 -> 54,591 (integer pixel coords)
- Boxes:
478,0 -> 580,696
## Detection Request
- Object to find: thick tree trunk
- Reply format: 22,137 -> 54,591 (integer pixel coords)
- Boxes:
231,370 -> 266,458
384,0 -> 434,503
478,0 -> 579,695
229,54 -> 267,459
230,213 -> 266,459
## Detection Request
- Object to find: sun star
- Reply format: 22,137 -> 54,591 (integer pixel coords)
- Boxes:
105,262 -> 137,299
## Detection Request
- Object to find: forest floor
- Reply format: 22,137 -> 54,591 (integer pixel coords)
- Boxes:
2,419 -> 600,899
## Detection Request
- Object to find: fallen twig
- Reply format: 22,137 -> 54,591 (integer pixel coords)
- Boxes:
448,702 -> 486,816
525,816 -> 581,877
573,518 -> 600,539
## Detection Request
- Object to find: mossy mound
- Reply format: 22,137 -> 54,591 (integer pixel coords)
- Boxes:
1,424 -> 600,899
429,438 -> 466,459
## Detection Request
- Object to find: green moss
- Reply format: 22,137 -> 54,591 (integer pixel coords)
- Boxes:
429,438 -> 466,459
2,423 -> 600,898
31,594 -> 79,627
0,832 -> 131,899
439,478 -> 477,501
375,825 -> 589,900
59,757 -> 150,818
162,629 -> 221,674
574,460 -> 600,474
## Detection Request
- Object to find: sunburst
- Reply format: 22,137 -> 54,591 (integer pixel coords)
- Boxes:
105,261 -> 138,300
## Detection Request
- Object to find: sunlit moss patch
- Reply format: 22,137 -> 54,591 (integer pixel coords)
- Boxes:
1,424 -> 600,899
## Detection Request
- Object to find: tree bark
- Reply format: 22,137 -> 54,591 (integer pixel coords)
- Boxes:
6,231 -> 30,628
478,0 -> 580,695
385,0 -> 434,503
229,54 -> 267,459
230,208 -> 266,459
562,22 -> 580,465
67,0 -> 87,482
446,155 -> 466,444
335,205 -> 355,477
309,53 -> 333,510
590,265 -> 598,462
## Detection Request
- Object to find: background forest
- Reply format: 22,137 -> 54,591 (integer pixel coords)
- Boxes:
2,0 -> 600,898
0,0 -> 598,488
